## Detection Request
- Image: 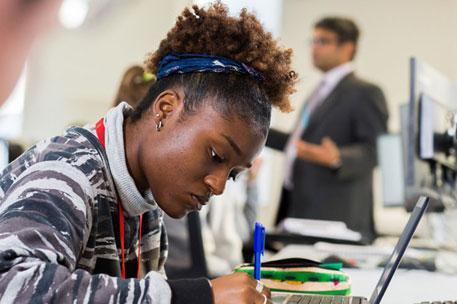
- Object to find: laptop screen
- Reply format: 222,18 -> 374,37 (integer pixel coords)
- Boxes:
369,196 -> 430,304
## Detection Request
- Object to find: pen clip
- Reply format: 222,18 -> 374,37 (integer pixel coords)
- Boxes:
254,222 -> 265,255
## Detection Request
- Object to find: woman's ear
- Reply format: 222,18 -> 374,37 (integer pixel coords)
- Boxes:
152,89 -> 185,122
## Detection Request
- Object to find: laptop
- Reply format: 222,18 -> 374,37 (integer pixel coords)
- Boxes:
272,196 -> 430,304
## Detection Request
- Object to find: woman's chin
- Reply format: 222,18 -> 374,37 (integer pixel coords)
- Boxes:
161,205 -> 189,219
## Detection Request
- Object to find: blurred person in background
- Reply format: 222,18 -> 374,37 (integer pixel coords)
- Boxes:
268,17 -> 388,241
0,0 -> 62,104
113,65 -> 155,108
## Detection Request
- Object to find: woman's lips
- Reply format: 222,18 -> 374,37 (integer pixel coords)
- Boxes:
190,194 -> 209,211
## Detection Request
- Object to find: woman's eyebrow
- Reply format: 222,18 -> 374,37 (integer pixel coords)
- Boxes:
221,134 -> 242,156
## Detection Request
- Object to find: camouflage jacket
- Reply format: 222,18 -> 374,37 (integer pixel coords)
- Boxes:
0,104 -> 212,304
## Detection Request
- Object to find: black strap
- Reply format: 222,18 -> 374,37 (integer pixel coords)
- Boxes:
187,211 -> 208,278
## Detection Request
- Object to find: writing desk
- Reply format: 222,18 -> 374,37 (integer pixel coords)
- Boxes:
269,244 -> 457,304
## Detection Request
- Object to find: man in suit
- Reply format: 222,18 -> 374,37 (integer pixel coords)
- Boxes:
267,17 -> 388,241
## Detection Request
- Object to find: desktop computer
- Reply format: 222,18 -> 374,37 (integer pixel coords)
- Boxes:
379,57 -> 457,250
378,57 -> 457,211
404,57 -> 457,211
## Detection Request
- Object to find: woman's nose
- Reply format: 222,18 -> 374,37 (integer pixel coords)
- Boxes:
204,173 -> 227,196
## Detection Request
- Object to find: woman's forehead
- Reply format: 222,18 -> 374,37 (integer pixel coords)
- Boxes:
195,105 -> 265,157
198,103 -> 262,133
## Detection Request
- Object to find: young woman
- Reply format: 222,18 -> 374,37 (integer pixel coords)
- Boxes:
0,3 -> 296,304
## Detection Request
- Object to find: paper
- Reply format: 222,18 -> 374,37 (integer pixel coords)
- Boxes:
277,218 -> 362,242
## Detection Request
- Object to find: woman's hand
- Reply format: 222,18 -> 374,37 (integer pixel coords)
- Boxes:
211,272 -> 272,304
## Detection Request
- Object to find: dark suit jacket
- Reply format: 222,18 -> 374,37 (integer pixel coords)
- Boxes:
267,73 -> 389,241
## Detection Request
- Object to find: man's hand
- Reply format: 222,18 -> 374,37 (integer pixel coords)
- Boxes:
295,136 -> 341,168
211,272 -> 272,304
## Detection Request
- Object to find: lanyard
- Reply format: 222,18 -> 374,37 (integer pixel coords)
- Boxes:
95,118 -> 143,279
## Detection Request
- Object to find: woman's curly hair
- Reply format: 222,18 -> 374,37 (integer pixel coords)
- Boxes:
145,2 -> 296,112
132,2 -> 297,136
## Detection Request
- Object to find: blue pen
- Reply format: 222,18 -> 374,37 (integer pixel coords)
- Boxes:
253,222 -> 265,280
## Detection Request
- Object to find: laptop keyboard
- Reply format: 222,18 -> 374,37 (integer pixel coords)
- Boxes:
415,302 -> 457,304
285,295 -> 368,304
280,295 -> 457,304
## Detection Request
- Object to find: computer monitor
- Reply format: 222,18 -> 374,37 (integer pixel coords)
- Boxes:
377,133 -> 405,207
377,104 -> 412,207
403,57 -> 457,211
418,93 -> 457,168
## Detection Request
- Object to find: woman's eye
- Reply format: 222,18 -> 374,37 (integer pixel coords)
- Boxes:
210,148 -> 224,163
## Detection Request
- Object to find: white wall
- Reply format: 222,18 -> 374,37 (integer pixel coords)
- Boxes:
23,0 -> 190,141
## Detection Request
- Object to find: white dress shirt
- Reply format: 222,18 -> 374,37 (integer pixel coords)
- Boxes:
283,62 -> 355,189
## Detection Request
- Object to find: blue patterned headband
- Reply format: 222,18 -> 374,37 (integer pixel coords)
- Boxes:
156,53 -> 264,82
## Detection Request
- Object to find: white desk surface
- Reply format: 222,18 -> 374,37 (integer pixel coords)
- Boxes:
347,268 -> 457,304
268,244 -> 457,304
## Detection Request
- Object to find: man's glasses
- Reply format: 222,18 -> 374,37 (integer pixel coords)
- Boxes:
309,37 -> 339,47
